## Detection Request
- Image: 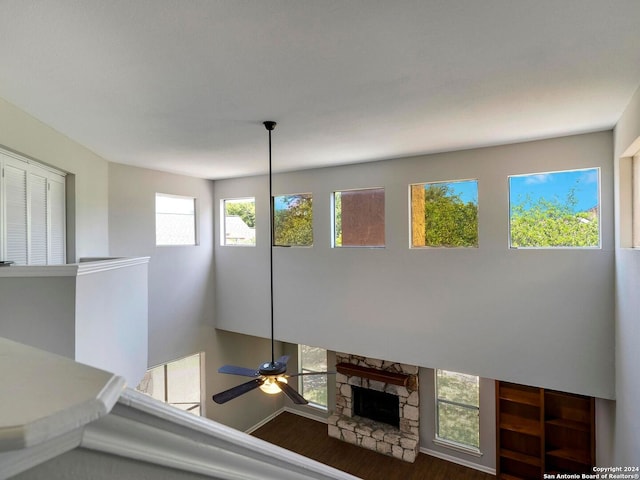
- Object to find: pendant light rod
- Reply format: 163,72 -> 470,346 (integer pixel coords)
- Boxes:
264,121 -> 277,365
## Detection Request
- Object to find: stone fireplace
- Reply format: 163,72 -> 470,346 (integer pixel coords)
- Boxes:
328,353 -> 420,462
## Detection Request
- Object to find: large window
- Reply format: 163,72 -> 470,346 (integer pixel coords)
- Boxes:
333,188 -> 385,247
435,369 -> 480,450
222,197 -> 256,246
155,193 -> 196,246
274,193 -> 313,247
136,353 -> 202,415
410,179 -> 478,248
0,149 -> 66,265
298,344 -> 328,409
509,168 -> 600,248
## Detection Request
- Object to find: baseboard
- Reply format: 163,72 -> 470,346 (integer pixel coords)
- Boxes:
245,408 -> 286,434
420,447 -> 496,475
283,406 -> 330,424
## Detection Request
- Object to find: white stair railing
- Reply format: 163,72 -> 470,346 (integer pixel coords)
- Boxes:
0,337 -> 359,480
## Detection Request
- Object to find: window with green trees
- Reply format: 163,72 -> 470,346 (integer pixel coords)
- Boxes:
410,180 -> 478,248
222,197 -> 255,246
298,344 -> 327,408
509,168 -> 600,248
436,369 -> 480,450
273,194 -> 313,246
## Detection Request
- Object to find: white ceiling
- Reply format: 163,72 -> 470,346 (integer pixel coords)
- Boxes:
1,1 -> 640,179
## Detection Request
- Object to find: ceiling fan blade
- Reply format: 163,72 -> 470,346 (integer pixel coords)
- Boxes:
276,355 -> 290,365
288,371 -> 336,378
276,379 -> 308,405
218,364 -> 260,377
212,378 -> 264,404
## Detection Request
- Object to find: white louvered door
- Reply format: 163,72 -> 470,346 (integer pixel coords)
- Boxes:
1,150 -> 66,265
3,156 -> 29,265
48,174 -> 66,264
29,166 -> 49,265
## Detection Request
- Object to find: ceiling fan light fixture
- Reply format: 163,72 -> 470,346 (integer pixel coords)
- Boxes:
259,376 -> 287,394
212,123 -> 332,406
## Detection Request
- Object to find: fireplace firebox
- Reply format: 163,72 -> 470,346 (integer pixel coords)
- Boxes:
352,385 -> 399,428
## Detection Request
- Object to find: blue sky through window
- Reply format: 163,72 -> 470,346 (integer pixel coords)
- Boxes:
509,168 -> 599,213
443,180 -> 478,204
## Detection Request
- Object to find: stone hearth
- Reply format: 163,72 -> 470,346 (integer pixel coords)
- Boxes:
328,353 -> 420,462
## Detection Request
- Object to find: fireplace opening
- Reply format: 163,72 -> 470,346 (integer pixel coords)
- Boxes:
352,385 -> 400,428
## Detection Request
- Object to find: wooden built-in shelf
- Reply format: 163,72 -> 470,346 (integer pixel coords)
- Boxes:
497,381 -> 595,479
500,474 -> 528,480
335,362 -> 411,387
546,448 -> 591,465
499,414 -> 541,436
500,449 -> 542,467
545,418 -> 590,432
499,385 -> 541,406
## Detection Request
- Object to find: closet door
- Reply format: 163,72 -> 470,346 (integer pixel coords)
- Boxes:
3,156 -> 29,265
29,166 -> 49,265
48,174 -> 66,264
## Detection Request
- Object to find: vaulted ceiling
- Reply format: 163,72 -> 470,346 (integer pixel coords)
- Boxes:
2,1 -> 640,179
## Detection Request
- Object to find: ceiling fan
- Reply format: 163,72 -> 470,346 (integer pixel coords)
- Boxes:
212,121 -> 332,406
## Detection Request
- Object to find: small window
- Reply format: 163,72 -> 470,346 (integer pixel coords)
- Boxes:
436,369 -> 480,450
155,193 -> 196,246
509,168 -> 600,248
333,188 -> 385,247
222,197 -> 256,246
298,344 -> 328,409
137,353 -> 202,415
274,194 -> 313,246
410,180 -> 478,248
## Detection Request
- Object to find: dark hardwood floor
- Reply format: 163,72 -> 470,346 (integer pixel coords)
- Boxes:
251,412 -> 495,480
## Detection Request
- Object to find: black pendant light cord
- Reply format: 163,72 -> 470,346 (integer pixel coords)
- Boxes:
264,121 -> 277,365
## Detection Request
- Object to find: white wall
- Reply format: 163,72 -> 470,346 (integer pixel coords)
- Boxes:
0,97 -> 109,259
75,261 -> 149,387
108,163 -> 284,431
215,131 -> 615,400
0,277 -> 76,356
612,84 -> 640,465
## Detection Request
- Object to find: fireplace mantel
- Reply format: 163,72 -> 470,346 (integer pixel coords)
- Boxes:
336,362 -> 413,388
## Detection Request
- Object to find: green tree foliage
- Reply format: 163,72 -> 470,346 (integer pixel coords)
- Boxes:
333,193 -> 342,246
274,195 -> 313,246
510,191 -> 599,247
225,201 -> 255,228
424,184 -> 478,247
299,345 -> 327,406
437,371 -> 479,448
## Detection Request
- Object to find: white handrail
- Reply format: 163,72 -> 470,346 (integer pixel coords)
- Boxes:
82,389 -> 360,480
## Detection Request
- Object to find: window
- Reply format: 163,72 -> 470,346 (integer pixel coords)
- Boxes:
333,188 -> 385,247
0,149 -> 66,265
136,353 -> 202,415
509,168 -> 600,248
222,197 -> 255,246
410,180 -> 478,248
436,369 -> 480,450
274,194 -> 313,246
298,344 -> 328,409
155,193 -> 196,246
